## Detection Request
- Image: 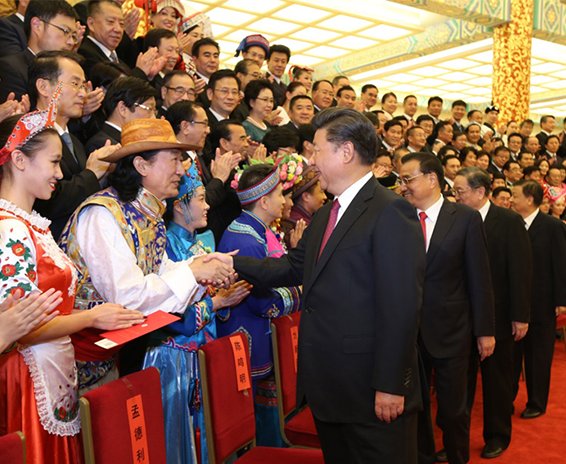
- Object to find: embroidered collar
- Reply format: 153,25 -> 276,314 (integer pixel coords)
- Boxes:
0,198 -> 51,233
167,220 -> 197,245
241,210 -> 268,232
132,188 -> 167,222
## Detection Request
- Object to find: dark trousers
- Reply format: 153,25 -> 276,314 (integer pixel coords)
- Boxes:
418,339 -> 470,464
513,321 -> 557,412
313,412 -> 417,464
467,337 -> 514,448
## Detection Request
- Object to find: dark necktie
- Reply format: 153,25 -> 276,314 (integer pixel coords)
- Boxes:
318,199 -> 340,260
61,132 -> 78,163
419,211 -> 428,248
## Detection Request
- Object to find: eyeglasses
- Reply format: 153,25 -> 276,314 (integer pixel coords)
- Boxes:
213,88 -> 239,97
398,173 -> 424,186
134,102 -> 158,116
189,120 -> 208,127
61,81 -> 89,93
255,97 -> 274,104
245,51 -> 265,61
41,20 -> 78,44
451,187 -> 472,197
165,86 -> 196,98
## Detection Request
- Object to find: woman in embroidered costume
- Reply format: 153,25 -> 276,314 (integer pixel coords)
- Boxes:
217,164 -> 301,446
0,91 -> 145,464
143,162 -> 251,464
59,119 -> 236,394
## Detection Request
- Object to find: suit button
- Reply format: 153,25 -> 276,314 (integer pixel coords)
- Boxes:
305,307 -> 313,313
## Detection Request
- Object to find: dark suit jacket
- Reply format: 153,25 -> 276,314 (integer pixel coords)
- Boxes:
234,177 -> 426,423
85,122 -> 121,155
266,72 -> 287,106
536,132 -> 549,153
420,199 -> 495,359
484,203 -> 532,339
284,121 -> 299,134
0,14 -> 26,58
527,211 -> 566,324
0,48 -> 34,100
34,133 -> 100,240
78,37 -> 147,81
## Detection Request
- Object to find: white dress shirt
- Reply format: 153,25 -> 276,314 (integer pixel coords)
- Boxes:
523,208 -> 539,230
417,194 -> 444,252
478,199 -> 491,222
335,171 -> 373,224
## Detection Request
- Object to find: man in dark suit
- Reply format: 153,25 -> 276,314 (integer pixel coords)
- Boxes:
511,180 -> 566,419
224,107 -> 426,464
0,0 -> 77,101
535,115 -> 555,153
454,167 -> 532,459
398,153 -> 495,464
85,76 -> 158,155
29,51 -> 113,239
78,0 -> 149,81
265,44 -> 290,106
284,95 -> 314,134
0,0 -> 27,58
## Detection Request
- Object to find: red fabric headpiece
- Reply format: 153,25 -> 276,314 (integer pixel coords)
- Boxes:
0,84 -> 62,166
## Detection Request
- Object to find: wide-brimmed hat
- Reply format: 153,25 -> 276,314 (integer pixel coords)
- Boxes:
101,119 -> 200,162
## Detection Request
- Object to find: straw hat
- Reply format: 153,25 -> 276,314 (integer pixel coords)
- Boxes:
101,119 -> 200,162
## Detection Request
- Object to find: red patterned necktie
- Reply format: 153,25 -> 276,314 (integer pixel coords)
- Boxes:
318,199 -> 340,260
419,211 -> 427,248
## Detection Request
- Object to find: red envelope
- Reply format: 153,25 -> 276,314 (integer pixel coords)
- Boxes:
95,311 -> 180,349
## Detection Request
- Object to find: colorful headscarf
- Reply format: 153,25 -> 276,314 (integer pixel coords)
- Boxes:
235,34 -> 269,58
276,153 -> 305,194
170,160 -> 203,223
180,4 -> 212,37
0,84 -> 62,166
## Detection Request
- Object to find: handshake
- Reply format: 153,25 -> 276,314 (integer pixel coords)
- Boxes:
190,251 -> 237,289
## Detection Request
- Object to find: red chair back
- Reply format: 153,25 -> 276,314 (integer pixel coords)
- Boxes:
79,367 -> 167,464
271,312 -> 301,418
0,431 -> 25,464
198,333 -> 256,464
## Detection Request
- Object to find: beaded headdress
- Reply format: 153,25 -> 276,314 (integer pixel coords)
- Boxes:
0,84 -> 62,166
236,165 -> 281,206
180,6 -> 212,37
235,34 -> 269,58
288,64 -> 314,80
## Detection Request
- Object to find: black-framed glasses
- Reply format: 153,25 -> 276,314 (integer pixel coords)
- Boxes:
41,20 -> 78,44
188,120 -> 209,127
165,86 -> 196,98
134,102 -> 158,116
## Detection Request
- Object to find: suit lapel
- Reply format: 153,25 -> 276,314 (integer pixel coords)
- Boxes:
528,210 -> 543,239
484,203 -> 499,237
426,199 -> 456,267
306,178 -> 375,293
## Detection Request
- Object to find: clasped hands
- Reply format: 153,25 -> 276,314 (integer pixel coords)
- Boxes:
191,251 -> 238,288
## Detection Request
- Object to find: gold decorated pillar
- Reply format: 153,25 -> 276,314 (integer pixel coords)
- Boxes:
492,0 -> 534,123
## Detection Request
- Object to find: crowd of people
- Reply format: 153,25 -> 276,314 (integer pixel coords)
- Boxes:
0,1 -> 565,464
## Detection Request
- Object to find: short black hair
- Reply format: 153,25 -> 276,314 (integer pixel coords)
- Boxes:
459,146 -> 477,162
403,94 -> 417,103
192,37 -> 219,57
546,134 -> 560,146
465,122 -> 481,134
384,119 -> 403,132
438,145 -> 457,161
363,112 -> 379,128
540,115 -> 555,124
428,96 -> 443,106
208,69 -> 240,91
452,100 -> 467,109
289,95 -> 313,111
361,84 -> 377,93
493,145 -> 511,157
268,44 -> 291,60
523,166 -> 540,177
312,80 -> 332,93
401,152 -> 444,188
517,151 -> 534,162
332,75 -> 349,86
503,159 -> 520,172
492,186 -> 512,198
406,125 -> 424,138
381,92 -> 397,104
514,179 -> 543,206
467,109 -> 482,120
163,70 -> 192,88
88,0 -> 121,17
311,107 -> 377,166
103,76 -> 158,117
234,59 -> 258,76
520,119 -> 534,128
508,132 -> 523,144
416,114 -> 434,125
297,124 -> 315,154
24,0 -> 77,39
166,100 -> 204,135
262,127 -> 300,154
336,85 -> 355,98
456,166 -> 491,195
441,154 -> 459,166
28,50 -> 84,103
144,28 -> 177,51
243,78 -> 273,108
208,119 -> 243,152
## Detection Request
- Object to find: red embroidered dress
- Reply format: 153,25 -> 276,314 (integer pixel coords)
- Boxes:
0,199 -> 81,464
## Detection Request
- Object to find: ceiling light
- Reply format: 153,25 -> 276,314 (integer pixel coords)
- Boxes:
291,27 -> 341,42
469,50 -> 493,62
211,24 -> 231,36
467,77 -> 492,86
222,30 -> 274,42
382,73 -> 418,83
409,67 -> 447,77
206,8 -> 255,26
252,18 -> 301,35
441,83 -> 472,91
273,5 -> 331,22
529,85 -> 549,94
466,96 -> 491,104
416,88 -> 447,97
410,78 -> 447,87
441,92 -> 470,100
464,87 -> 492,96
331,36 -> 377,50
390,84 -> 422,92
288,55 -> 323,66
468,64 -> 492,74
306,45 -> 350,59
317,15 -> 373,32
531,38 -> 566,65
439,58 -> 478,70
359,24 -> 411,40
542,81 -> 566,89
531,75 -> 557,84
222,0 -> 283,13
531,62 -> 564,73
442,71 -> 477,81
